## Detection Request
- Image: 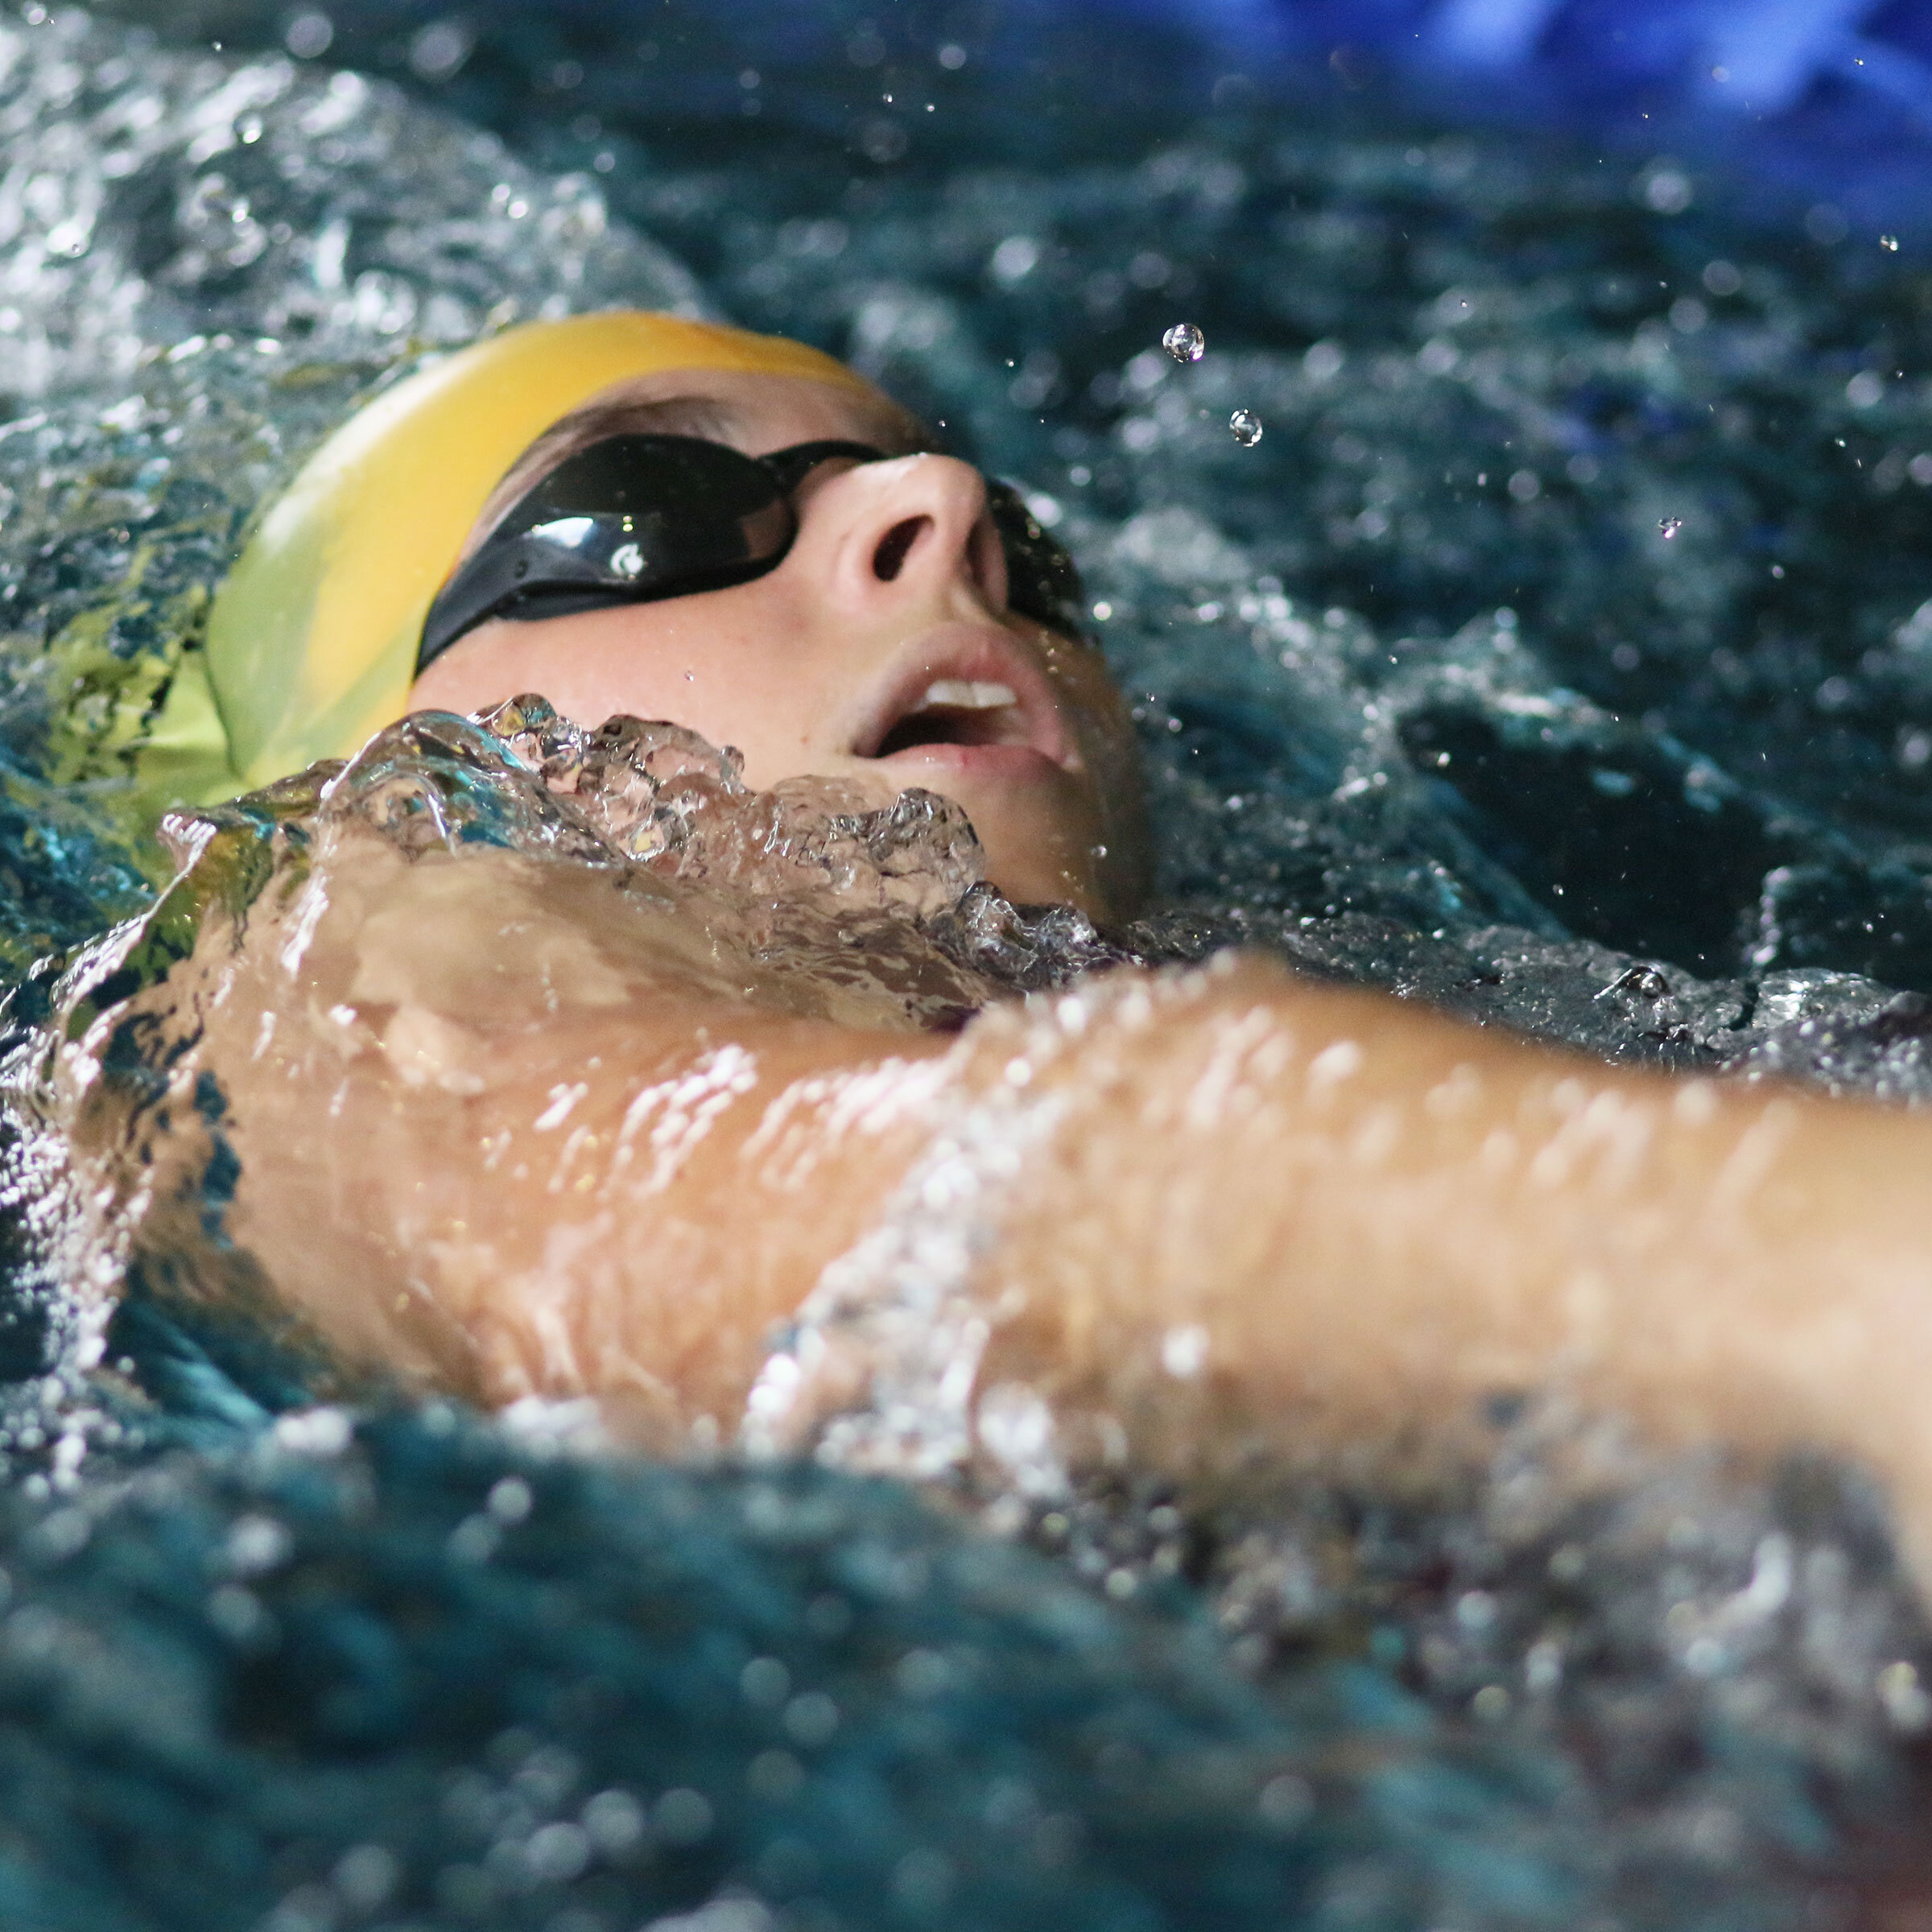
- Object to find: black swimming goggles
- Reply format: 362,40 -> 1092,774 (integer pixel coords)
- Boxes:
417,433 -> 1092,673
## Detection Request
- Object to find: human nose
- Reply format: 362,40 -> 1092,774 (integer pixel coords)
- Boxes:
795,453 -> 1009,617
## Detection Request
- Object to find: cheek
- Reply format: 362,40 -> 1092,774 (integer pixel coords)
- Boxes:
411,608 -> 725,732
409,596 -> 829,781
1048,646 -> 1142,800
1042,642 -> 1151,903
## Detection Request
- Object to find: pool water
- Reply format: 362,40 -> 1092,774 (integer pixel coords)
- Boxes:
2,5 -> 1932,1926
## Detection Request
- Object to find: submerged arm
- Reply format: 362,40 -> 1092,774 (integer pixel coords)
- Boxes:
67,832 -> 1932,1574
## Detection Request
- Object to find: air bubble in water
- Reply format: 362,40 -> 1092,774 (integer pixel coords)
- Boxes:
1658,516 -> 1682,539
1162,321 -> 1205,364
1229,408 -> 1263,448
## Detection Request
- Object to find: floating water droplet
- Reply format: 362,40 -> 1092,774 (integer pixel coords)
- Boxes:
1229,408 -> 1263,447
1882,234 -> 1901,252
1659,516 -> 1682,539
1162,321 -> 1205,364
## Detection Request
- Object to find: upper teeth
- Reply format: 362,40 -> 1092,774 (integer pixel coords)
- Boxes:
914,679 -> 1018,711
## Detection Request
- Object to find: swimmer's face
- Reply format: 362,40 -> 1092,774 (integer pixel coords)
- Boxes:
409,369 -> 1148,919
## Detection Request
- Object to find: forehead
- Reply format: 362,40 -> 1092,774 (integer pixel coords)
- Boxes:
571,365 -> 927,457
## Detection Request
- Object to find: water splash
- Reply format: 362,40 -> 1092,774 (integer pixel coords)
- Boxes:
473,697 -> 989,929
0,9 -> 699,395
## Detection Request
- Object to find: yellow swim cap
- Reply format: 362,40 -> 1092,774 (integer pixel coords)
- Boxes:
135,310 -> 874,811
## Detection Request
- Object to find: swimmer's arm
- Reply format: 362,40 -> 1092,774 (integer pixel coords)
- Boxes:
205,974 -> 963,1443
958,956 -> 1932,1579
165,868 -> 1932,1572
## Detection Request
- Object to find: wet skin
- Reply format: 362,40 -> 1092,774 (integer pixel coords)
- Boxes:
409,367 -> 1148,923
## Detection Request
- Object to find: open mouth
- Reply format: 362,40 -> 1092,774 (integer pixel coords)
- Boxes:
872,679 -> 1026,757
852,626 -> 1072,770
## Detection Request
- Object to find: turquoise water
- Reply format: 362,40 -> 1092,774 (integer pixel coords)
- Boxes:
1,7 -> 1932,1926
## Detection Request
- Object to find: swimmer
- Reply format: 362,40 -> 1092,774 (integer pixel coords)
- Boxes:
39,313 -> 1932,1588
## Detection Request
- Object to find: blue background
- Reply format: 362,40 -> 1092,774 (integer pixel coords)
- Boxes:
124,0 -> 1932,235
